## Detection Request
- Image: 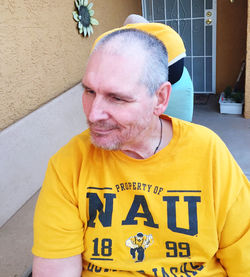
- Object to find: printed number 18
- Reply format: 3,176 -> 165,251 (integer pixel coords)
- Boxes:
93,238 -> 112,257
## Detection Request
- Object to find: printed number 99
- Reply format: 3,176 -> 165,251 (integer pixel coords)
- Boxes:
165,241 -> 190,257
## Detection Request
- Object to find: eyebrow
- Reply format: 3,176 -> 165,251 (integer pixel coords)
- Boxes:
108,92 -> 135,101
82,83 -> 136,101
82,83 -> 90,90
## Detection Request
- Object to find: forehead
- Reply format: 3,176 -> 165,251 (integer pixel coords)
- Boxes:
83,48 -> 146,92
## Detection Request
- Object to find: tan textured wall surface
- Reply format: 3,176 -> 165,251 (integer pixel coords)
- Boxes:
0,0 -> 142,130
245,2 -> 250,118
216,0 -> 247,93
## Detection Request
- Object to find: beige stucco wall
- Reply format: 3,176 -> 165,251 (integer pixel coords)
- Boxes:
0,0 -> 142,130
245,2 -> 250,118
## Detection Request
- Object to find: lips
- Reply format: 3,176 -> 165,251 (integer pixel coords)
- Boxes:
90,125 -> 120,136
91,127 -> 114,135
88,120 -> 119,135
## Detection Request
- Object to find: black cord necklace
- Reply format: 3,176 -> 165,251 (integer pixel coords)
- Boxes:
154,117 -> 163,154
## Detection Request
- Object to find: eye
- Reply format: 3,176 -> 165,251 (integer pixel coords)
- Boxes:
109,94 -> 129,103
112,96 -> 124,102
85,88 -> 95,95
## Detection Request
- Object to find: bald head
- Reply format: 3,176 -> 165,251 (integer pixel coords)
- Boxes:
92,29 -> 169,96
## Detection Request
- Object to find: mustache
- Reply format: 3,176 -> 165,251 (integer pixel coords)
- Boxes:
87,120 -> 120,130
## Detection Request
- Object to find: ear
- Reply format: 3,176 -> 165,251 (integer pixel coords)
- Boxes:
153,81 -> 171,116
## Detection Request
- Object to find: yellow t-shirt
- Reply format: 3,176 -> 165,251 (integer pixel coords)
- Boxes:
32,116 -> 250,276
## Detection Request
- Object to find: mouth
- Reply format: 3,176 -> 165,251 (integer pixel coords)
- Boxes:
88,120 -> 120,136
91,128 -> 114,135
90,125 -> 119,136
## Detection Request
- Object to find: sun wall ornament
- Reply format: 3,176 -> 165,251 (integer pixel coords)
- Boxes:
73,0 -> 99,37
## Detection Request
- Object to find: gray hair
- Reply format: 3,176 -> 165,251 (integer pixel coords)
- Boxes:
93,29 -> 168,96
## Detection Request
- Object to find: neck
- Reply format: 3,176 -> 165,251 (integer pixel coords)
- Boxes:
121,117 -> 173,159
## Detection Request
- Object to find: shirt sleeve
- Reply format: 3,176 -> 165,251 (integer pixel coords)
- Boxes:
212,135 -> 250,276
32,157 -> 84,259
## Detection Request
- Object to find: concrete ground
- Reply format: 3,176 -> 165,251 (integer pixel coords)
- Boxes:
0,94 -> 249,277
0,192 -> 38,277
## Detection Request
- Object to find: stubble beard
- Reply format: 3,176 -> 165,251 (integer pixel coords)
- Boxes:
90,131 -> 122,151
88,120 -> 122,150
88,115 -> 152,151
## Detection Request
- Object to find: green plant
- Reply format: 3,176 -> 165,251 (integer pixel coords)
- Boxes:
224,86 -> 232,99
231,91 -> 244,103
223,86 -> 244,103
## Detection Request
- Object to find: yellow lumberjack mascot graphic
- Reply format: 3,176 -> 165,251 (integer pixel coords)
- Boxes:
126,233 -> 153,262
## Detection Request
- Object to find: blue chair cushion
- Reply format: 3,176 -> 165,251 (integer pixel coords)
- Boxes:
164,66 -> 194,122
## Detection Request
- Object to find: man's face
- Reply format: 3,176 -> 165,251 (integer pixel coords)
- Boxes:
82,49 -> 157,150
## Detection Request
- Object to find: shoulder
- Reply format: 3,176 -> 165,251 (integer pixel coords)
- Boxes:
174,117 -> 248,179
170,116 -> 240,169
170,116 -> 222,146
47,129 -> 93,176
171,116 -> 249,198
52,129 -> 91,161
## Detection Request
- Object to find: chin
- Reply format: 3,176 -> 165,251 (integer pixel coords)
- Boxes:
90,134 -> 121,151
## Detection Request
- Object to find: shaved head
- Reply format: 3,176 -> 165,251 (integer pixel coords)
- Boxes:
92,29 -> 169,96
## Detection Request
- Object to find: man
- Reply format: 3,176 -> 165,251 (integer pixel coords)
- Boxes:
32,25 -> 250,276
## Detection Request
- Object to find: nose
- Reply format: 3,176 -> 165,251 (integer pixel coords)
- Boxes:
88,95 -> 109,123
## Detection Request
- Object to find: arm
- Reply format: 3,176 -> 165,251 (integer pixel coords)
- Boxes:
216,183 -> 250,276
32,254 -> 82,277
32,157 -> 84,264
